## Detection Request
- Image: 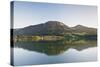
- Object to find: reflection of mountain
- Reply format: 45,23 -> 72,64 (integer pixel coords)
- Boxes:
13,21 -> 97,36
14,40 -> 97,56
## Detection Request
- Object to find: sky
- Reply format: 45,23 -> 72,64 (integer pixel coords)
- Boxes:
13,1 -> 98,28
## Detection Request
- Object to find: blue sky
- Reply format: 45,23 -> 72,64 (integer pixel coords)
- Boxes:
13,1 -> 98,28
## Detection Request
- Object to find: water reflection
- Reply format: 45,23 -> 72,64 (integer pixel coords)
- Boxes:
14,40 -> 97,55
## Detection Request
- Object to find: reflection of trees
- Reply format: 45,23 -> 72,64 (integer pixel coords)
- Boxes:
14,40 -> 97,56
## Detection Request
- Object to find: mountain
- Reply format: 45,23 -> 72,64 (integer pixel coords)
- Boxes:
13,21 -> 97,36
71,25 -> 97,34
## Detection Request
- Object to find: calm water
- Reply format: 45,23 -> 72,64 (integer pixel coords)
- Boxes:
12,40 -> 97,66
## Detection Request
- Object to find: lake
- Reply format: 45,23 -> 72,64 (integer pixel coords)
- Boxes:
11,40 -> 97,66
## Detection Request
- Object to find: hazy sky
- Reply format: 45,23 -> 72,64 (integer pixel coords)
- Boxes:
13,1 -> 98,28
